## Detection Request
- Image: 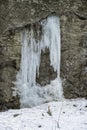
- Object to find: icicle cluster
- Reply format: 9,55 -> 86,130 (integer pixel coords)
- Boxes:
15,16 -> 63,107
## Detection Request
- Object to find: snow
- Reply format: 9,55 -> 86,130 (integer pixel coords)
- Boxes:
14,15 -> 63,107
0,99 -> 87,130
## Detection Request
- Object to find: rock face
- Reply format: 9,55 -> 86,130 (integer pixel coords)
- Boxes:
0,0 -> 87,110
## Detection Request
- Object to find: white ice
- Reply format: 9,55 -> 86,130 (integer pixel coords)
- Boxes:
15,15 -> 63,107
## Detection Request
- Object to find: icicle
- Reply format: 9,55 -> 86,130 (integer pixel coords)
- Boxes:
41,16 -> 61,76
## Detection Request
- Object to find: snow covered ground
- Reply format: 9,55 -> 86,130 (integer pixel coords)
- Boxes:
0,99 -> 87,130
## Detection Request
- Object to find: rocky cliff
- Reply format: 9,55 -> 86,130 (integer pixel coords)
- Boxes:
0,0 -> 87,110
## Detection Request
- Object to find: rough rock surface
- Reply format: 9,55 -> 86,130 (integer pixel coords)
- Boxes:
0,0 -> 87,110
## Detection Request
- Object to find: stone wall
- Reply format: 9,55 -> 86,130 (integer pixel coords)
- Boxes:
0,0 -> 87,110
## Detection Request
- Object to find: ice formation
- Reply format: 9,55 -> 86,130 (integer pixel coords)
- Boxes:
15,15 -> 63,107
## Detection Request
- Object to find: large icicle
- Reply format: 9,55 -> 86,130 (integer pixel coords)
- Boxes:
15,15 -> 63,108
41,16 -> 61,76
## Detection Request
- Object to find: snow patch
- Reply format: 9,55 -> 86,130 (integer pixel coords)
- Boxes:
0,99 -> 87,130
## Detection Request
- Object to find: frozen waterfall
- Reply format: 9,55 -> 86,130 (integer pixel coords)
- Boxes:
15,15 -> 63,107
